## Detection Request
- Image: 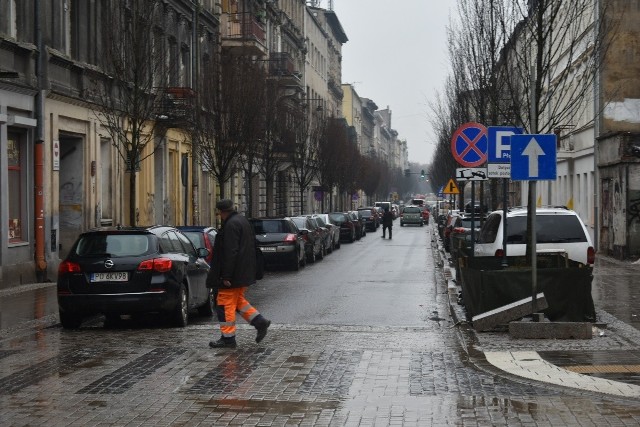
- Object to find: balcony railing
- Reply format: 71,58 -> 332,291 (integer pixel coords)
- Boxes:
224,12 -> 266,43
155,87 -> 196,125
269,52 -> 296,76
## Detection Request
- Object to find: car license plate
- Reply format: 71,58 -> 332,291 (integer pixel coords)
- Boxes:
260,247 -> 277,252
91,272 -> 128,282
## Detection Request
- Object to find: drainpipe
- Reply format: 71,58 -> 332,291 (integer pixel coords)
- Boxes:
34,0 -> 47,280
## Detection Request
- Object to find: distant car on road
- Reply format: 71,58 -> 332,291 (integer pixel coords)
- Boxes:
400,205 -> 423,227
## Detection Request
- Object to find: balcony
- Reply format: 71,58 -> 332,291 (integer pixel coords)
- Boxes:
155,87 -> 196,128
268,52 -> 301,87
221,12 -> 267,57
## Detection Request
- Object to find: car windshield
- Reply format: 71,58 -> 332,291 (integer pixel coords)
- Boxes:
251,220 -> 287,234
75,234 -> 153,257
506,215 -> 588,244
359,210 -> 372,217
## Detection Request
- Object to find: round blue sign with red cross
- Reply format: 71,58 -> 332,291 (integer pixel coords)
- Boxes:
451,122 -> 488,167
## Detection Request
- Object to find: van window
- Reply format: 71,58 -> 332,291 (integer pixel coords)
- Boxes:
411,199 -> 425,206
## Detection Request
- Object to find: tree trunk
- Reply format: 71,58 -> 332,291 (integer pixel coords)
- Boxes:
265,176 -> 274,217
129,171 -> 137,226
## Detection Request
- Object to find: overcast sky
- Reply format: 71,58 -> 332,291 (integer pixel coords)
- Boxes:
331,0 -> 454,166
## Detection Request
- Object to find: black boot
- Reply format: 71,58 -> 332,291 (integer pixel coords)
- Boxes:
251,315 -> 271,343
209,337 -> 237,349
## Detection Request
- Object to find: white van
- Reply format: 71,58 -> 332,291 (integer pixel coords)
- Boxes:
374,201 -> 391,212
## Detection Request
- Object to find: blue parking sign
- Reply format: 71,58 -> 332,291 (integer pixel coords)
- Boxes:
488,126 -> 523,163
510,134 -> 557,181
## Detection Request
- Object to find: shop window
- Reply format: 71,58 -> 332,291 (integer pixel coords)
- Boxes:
8,132 -> 26,243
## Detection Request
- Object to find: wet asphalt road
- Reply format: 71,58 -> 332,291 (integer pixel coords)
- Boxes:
1,223 -> 640,425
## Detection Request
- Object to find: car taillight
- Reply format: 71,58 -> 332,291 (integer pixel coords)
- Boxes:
494,249 -> 504,258
587,246 -> 595,264
284,234 -> 297,243
58,260 -> 81,274
138,258 -> 173,273
205,236 -> 214,263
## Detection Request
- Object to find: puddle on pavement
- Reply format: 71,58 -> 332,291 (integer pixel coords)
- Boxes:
0,286 -> 58,331
194,397 -> 339,413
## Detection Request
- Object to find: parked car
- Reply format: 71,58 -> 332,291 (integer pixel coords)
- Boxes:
474,206 -> 595,266
329,212 -> 356,243
357,207 -> 378,231
347,211 -> 365,239
442,210 -> 462,252
57,225 -> 212,329
291,216 -> 325,263
313,214 -> 341,250
421,206 -> 431,225
249,217 -> 306,271
399,205 -> 423,226
449,214 -> 485,274
307,215 -> 333,255
312,214 -> 339,252
176,225 -> 217,266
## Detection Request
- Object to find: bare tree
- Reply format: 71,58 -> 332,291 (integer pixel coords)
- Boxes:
288,106 -> 322,214
92,0 -> 168,225
197,55 -> 262,199
316,117 -> 348,212
256,81 -> 294,217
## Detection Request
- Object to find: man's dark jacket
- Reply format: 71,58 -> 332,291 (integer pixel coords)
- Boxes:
206,211 -> 256,289
382,210 -> 393,227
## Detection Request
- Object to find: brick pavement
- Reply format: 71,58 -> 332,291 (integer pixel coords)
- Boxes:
1,228 -> 640,425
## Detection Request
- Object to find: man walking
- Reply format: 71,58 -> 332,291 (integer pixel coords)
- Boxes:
207,199 -> 271,348
382,207 -> 393,239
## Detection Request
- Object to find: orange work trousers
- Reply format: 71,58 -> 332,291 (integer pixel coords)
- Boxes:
216,287 -> 259,338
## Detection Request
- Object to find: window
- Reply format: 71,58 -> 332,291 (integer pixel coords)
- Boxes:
176,231 -> 196,257
8,132 -> 26,243
0,0 -> 17,38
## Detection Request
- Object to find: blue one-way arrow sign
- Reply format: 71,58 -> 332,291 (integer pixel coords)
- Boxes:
510,134 -> 557,181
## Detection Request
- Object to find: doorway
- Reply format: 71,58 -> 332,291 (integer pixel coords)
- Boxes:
58,135 -> 84,255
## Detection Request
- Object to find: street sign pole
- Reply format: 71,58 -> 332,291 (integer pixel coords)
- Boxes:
502,178 -> 508,268
530,68 -> 538,318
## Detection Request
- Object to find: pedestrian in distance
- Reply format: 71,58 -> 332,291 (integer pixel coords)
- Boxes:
206,199 -> 271,349
382,207 -> 393,239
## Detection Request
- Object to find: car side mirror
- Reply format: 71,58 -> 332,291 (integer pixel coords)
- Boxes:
197,247 -> 210,258
299,229 -> 309,236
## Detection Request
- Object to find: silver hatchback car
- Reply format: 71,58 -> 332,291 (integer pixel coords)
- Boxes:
400,206 -> 423,227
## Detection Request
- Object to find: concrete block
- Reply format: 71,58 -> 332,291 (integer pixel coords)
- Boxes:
509,321 -> 593,339
472,293 -> 548,332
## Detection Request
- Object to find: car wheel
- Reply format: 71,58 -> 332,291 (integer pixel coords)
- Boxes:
400,222 -> 404,227
317,244 -> 324,260
173,284 -> 189,327
420,222 -> 423,227
291,251 -> 301,271
198,288 -> 215,317
336,239 -> 341,249
59,311 -> 83,329
307,248 -> 316,263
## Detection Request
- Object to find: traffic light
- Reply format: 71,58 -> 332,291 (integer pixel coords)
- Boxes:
420,169 -> 425,179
